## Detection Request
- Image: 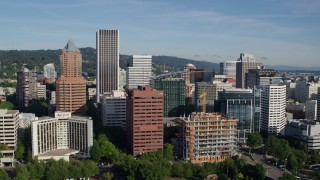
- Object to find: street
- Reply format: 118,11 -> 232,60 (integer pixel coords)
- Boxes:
243,153 -> 284,180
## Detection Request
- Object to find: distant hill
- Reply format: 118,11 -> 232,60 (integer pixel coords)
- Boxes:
2,47 -> 317,79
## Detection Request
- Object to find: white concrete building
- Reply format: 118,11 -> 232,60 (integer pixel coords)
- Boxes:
43,63 -> 57,79
285,119 -> 320,150
0,109 -> 19,167
119,68 -> 126,90
18,113 -> 36,139
260,85 -> 286,134
101,90 -> 126,129
31,111 -> 93,161
306,100 -> 317,120
295,81 -> 320,103
126,55 -> 152,89
36,83 -> 46,99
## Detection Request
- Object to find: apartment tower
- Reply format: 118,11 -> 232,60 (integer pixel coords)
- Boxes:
127,86 -> 164,156
96,29 -> 119,102
260,85 -> 286,134
56,40 -> 87,114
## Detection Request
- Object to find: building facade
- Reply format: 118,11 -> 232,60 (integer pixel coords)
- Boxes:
195,82 -> 233,112
235,53 -> 263,88
260,85 -> 286,134
246,69 -> 281,89
101,90 -> 126,129
16,67 -> 38,110
0,109 -> 19,167
285,119 -> 320,150
220,61 -> 237,79
219,88 -> 261,142
96,29 -> 119,102
152,79 -> 185,117
43,63 -> 57,80
127,55 -> 152,89
127,86 -> 164,156
306,100 -> 317,120
31,111 -> 93,161
180,113 -> 238,163
56,40 -> 87,115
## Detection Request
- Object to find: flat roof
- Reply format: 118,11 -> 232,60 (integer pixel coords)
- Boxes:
38,149 -> 79,157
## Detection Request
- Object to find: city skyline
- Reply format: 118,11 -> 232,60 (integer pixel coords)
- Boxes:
0,0 -> 319,67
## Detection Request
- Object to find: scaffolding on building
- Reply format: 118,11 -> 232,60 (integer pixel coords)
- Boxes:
180,112 -> 238,164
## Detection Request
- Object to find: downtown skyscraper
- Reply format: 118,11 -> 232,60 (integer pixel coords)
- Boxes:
96,30 -> 119,102
56,40 -> 87,114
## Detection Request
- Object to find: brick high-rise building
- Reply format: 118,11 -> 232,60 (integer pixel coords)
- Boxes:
96,30 -> 119,102
127,86 -> 164,156
56,40 -> 86,115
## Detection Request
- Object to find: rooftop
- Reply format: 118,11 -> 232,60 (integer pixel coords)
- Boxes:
63,40 -> 79,52
38,149 -> 79,157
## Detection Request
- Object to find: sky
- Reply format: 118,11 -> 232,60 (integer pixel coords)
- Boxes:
0,0 -> 319,67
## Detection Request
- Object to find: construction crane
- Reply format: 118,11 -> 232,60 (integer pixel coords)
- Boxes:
198,90 -> 207,113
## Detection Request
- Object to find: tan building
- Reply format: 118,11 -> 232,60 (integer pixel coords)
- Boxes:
180,112 -> 238,164
0,109 -> 19,167
56,40 -> 86,115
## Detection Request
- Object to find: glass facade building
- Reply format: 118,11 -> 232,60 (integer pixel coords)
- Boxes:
219,88 -> 261,142
152,79 -> 185,117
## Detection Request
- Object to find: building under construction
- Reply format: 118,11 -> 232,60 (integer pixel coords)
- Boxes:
179,112 -> 238,163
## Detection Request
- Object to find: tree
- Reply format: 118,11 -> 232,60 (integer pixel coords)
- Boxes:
293,149 -> 307,169
15,140 -> 25,160
279,172 -> 297,180
26,98 -> 48,117
103,172 -> 114,180
90,139 -> 102,162
163,143 -> 174,161
235,158 -> 247,172
0,169 -> 10,180
311,150 -> 320,164
287,154 -> 298,172
247,132 -> 263,148
221,158 -> 238,179
15,164 -> 31,180
253,163 -> 266,180
171,162 -> 184,178
0,101 -> 14,110
97,134 -> 120,162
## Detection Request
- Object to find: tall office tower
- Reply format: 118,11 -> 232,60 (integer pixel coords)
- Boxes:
127,86 -> 164,156
31,111 -> 93,161
246,69 -> 282,89
127,55 -> 152,89
152,79 -> 185,117
16,67 -> 38,110
56,40 -> 87,115
260,85 -> 286,134
219,88 -> 261,142
182,64 -> 197,98
220,61 -> 237,79
236,53 -> 263,88
96,29 -> 119,102
43,63 -> 57,80
101,90 -> 126,129
305,100 -> 317,120
0,109 -> 19,167
180,113 -> 238,163
195,81 -> 233,112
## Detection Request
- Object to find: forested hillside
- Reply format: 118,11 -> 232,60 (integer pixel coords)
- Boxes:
0,48 -> 219,79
